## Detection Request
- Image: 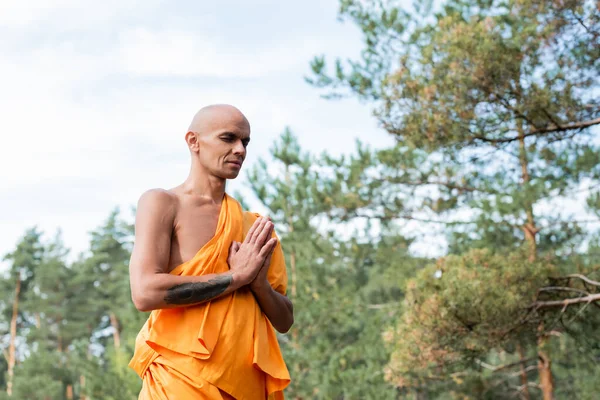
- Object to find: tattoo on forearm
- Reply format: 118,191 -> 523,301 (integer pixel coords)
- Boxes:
164,275 -> 233,305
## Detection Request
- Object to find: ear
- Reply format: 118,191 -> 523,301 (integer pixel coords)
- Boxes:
185,131 -> 199,152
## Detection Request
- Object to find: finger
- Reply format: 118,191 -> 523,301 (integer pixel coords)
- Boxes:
262,247 -> 275,267
248,217 -> 268,244
245,217 -> 266,244
253,219 -> 270,246
267,238 -> 277,254
267,221 -> 274,236
259,237 -> 278,258
244,217 -> 261,244
234,241 -> 241,251
260,255 -> 272,271
267,224 -> 275,242
255,220 -> 274,246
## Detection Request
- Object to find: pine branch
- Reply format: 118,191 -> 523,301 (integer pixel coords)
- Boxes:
473,117 -> 600,144
533,293 -> 600,309
571,12 -> 595,37
366,302 -> 400,309
508,365 -> 537,377
346,210 -> 472,225
563,274 -> 600,287
550,274 -> 600,287
513,381 -> 541,394
476,357 -> 537,372
384,178 -> 485,193
538,286 -> 590,296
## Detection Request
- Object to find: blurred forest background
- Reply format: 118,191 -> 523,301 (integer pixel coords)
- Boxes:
1,0 -> 599,399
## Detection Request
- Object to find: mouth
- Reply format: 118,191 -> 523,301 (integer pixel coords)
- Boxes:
227,161 -> 242,168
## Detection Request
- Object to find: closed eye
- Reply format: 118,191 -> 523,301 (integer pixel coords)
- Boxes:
220,134 -> 250,147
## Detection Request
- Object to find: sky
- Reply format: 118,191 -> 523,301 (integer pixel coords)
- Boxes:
0,0 -> 400,263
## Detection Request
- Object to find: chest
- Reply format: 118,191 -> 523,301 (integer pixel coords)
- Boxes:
168,202 -> 222,270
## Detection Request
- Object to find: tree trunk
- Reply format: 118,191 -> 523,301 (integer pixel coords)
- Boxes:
537,325 -> 554,400
517,344 -> 531,400
538,359 -> 553,400
79,374 -> 87,400
7,276 -> 21,397
109,312 -> 121,350
519,128 -> 554,398
79,333 -> 92,400
538,347 -> 554,400
518,134 -> 538,262
66,384 -> 73,400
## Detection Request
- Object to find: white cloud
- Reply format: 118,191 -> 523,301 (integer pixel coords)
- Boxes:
0,0 -> 398,265
117,27 -> 322,78
0,0 -> 161,29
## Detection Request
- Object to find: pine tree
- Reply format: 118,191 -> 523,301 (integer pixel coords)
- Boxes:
1,228 -> 44,397
247,130 -> 427,398
308,0 -> 599,397
75,209 -> 142,399
22,230 -> 81,399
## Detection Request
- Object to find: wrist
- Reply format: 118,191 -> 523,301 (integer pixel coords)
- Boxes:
230,271 -> 249,290
250,279 -> 270,293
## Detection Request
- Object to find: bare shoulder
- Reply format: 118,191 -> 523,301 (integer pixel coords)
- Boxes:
130,189 -> 179,289
136,188 -> 178,223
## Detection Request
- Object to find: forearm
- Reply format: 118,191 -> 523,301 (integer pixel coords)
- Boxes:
251,285 -> 294,333
132,271 -> 245,312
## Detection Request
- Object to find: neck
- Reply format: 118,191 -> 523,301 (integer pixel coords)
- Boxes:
182,161 -> 226,204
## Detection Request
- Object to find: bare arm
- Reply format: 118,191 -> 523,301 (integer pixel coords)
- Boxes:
129,190 -> 275,312
251,283 -> 294,333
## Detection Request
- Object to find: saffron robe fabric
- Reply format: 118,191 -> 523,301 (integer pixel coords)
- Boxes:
128,194 -> 290,399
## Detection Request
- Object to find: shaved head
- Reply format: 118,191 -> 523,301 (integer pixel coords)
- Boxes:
184,104 -> 251,180
188,104 -> 250,136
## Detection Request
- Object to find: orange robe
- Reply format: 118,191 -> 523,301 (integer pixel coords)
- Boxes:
129,194 -> 290,399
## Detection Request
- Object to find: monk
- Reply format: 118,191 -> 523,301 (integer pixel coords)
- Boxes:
128,104 -> 294,400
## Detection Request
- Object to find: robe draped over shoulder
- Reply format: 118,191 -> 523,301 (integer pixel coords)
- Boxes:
128,194 -> 290,400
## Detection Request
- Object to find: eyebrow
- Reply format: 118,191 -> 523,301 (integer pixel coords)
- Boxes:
221,132 -> 250,142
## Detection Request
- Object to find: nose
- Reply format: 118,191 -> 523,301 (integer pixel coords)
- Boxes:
232,139 -> 246,157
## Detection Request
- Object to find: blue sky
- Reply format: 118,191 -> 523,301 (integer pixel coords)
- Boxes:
0,0 -> 399,261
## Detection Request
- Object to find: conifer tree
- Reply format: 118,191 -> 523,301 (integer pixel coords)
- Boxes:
308,0 -> 599,397
248,130 -> 426,398
1,228 -> 44,397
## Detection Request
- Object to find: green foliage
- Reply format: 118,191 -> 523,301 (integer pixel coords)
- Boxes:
247,129 -> 427,398
11,350 -> 64,400
310,0 -> 599,150
307,0 -> 600,397
386,248 -> 555,387
0,209 -> 142,399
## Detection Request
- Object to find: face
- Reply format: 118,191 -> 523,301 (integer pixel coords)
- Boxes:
188,112 -> 251,180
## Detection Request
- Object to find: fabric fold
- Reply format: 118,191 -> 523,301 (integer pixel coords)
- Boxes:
129,194 -> 291,399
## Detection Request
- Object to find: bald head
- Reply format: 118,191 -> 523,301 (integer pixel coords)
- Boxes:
184,104 -> 251,179
188,104 -> 250,136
